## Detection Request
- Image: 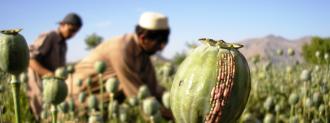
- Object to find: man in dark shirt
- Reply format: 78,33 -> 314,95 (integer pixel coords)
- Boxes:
27,13 -> 82,120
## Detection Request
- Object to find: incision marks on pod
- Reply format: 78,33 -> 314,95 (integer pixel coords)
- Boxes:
205,52 -> 236,123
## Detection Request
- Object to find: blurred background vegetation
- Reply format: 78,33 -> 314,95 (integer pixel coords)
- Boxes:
302,37 -> 330,64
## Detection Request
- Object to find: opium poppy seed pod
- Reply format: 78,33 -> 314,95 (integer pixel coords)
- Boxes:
142,97 -> 161,116
263,114 -> 275,123
58,101 -> 69,113
55,67 -> 68,79
315,51 -> 321,58
94,61 -> 106,74
86,77 -> 92,87
288,93 -> 299,105
138,85 -> 151,100
324,53 -> 329,61
78,92 -> 87,103
276,49 -> 283,56
105,77 -> 119,93
75,79 -> 83,87
66,64 -> 75,74
287,48 -> 295,56
87,95 -> 98,109
128,96 -> 139,106
170,38 -> 251,123
42,77 -> 68,105
300,69 -> 311,81
0,29 -> 29,76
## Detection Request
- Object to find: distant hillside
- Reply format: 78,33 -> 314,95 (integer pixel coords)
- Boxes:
153,35 -> 313,65
238,35 -> 311,64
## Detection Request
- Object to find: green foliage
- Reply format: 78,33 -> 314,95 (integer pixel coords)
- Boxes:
171,52 -> 186,66
302,37 -> 330,64
240,60 -> 330,123
0,71 -> 36,122
85,33 -> 103,50
1,38 -> 330,122
171,42 -> 198,66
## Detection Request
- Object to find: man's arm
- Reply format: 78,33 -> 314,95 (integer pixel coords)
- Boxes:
29,32 -> 54,77
29,59 -> 53,76
108,45 -> 145,97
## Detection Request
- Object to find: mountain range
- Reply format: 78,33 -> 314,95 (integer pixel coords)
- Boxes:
238,34 -> 311,64
153,34 -> 313,65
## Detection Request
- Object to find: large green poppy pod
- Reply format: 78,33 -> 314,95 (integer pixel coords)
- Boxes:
170,39 -> 251,123
42,77 -> 68,105
0,29 -> 29,75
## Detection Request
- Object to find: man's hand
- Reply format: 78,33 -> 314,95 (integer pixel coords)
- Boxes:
29,59 -> 53,76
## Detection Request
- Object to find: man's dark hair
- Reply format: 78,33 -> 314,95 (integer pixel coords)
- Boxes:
135,25 -> 170,43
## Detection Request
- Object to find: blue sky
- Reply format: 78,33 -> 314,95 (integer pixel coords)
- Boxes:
1,0 -> 329,62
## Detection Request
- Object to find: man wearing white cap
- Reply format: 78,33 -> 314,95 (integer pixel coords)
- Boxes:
67,12 -> 171,118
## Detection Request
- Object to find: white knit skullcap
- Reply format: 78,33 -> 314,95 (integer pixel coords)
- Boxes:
138,12 -> 169,30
